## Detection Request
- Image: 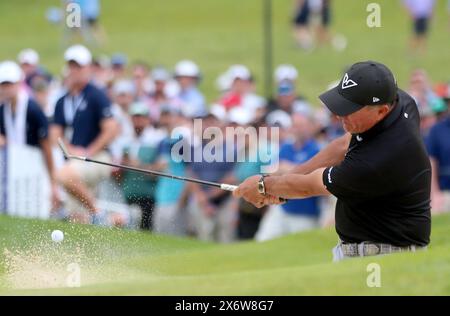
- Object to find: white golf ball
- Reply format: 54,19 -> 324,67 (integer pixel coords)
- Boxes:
51,230 -> 64,243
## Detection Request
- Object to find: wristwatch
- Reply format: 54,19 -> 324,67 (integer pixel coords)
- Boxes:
258,174 -> 268,195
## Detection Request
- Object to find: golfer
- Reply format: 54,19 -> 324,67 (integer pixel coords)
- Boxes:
234,61 -> 431,260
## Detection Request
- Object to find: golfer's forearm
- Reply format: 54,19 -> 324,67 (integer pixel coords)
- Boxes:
291,133 -> 351,175
265,168 -> 327,199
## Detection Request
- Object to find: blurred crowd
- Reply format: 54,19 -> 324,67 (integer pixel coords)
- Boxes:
0,45 -> 449,243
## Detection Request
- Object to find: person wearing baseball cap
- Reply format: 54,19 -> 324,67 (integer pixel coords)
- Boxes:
52,44 -> 119,224
174,60 -> 207,118
235,61 -> 431,260
0,60 -> 58,209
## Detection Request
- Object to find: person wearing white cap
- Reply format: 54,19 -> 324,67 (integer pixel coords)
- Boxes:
174,60 -> 207,118
0,60 -> 59,209
52,44 -> 119,224
274,64 -> 298,83
147,67 -> 183,121
109,80 -> 136,161
120,101 -> 167,230
17,49 -> 40,83
217,65 -> 256,111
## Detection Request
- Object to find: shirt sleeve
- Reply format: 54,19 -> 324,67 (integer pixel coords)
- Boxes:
52,97 -> 66,128
32,105 -> 49,141
322,158 -> 381,199
94,90 -> 113,121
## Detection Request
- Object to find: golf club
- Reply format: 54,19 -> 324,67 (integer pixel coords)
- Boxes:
57,138 -> 239,192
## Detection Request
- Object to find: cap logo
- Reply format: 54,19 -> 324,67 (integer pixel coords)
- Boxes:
341,73 -> 358,90
373,97 -> 380,102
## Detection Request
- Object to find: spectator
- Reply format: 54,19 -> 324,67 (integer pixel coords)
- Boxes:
231,117 -> 275,239
120,102 -> 166,230
217,65 -> 267,117
91,55 -> 112,90
17,49 -> 40,88
52,45 -> 118,224
268,64 -> 311,114
0,61 -> 59,210
111,53 -> 128,80
146,67 -> 182,122
109,79 -> 135,161
293,0 -> 332,51
174,60 -> 207,118
132,61 -> 152,101
269,80 -> 311,114
274,64 -> 298,84
188,113 -> 237,242
153,108 -> 191,236
255,110 -> 321,241
426,109 -> 450,214
217,65 -> 253,110
29,72 -> 53,117
402,0 -> 436,54
67,0 -> 105,46
407,69 -> 440,136
265,109 -> 293,144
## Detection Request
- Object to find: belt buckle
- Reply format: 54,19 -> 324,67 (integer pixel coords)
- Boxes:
364,243 -> 381,256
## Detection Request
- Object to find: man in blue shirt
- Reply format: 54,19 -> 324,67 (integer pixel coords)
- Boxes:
255,111 -> 321,241
0,61 -> 58,209
187,114 -> 237,242
174,60 -> 207,118
426,112 -> 450,213
52,45 -> 118,223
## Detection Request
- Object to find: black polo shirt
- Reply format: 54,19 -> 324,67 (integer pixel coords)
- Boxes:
322,89 -> 431,247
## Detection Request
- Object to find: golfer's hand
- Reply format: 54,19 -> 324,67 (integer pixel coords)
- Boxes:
0,135 -> 5,147
233,175 -> 283,208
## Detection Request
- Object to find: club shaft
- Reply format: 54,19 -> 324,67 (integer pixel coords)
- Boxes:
72,155 -> 234,190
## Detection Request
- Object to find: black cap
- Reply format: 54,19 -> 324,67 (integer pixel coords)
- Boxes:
319,61 -> 398,116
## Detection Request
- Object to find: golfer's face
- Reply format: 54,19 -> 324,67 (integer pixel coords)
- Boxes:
338,106 -> 382,134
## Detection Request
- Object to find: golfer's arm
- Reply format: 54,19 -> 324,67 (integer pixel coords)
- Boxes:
265,168 -> 330,199
87,118 -> 119,156
290,133 -> 351,175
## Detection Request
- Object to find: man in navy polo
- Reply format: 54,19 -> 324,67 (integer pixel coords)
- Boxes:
0,61 -> 58,208
426,111 -> 450,213
52,45 -> 118,223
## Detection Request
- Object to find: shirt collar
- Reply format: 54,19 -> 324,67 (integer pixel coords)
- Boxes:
355,102 -> 403,142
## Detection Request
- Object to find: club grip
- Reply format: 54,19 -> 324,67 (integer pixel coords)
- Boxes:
220,184 -> 239,192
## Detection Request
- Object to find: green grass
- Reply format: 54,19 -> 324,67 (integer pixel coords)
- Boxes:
0,213 -> 449,295
0,0 -> 449,102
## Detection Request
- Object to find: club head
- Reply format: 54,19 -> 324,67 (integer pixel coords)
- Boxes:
57,138 -> 70,159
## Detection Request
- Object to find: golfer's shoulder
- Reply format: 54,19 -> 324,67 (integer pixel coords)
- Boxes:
397,89 -> 420,120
